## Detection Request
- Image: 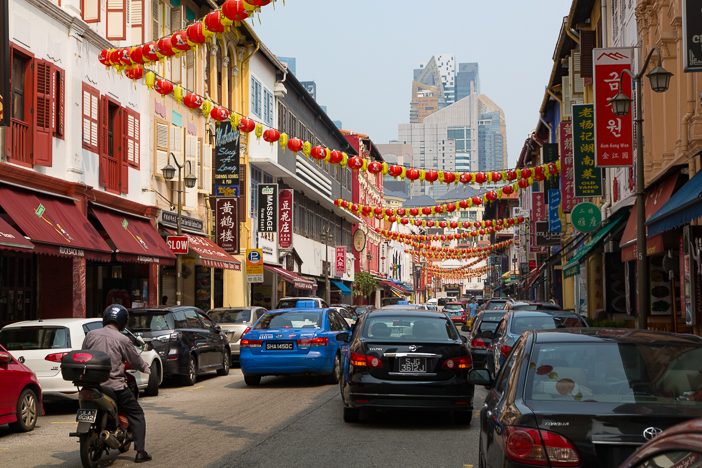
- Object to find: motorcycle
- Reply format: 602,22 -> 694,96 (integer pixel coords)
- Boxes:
60,333 -> 146,468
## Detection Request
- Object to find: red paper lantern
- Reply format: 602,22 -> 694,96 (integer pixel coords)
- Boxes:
263,128 -> 280,143
107,49 -> 121,65
450,221 -> 458,229
440,235 -> 447,241
473,222 -> 481,228
507,218 -> 515,225
475,172 -> 487,184
310,146 -> 326,160
488,227 -> 495,234
368,161 -> 382,174
421,207 -> 432,215
222,0 -> 250,21
384,208 -> 394,217
459,200 -> 469,209
502,185 -> 514,195
485,191 -> 497,202
204,11 -> 225,33
459,172 -> 471,184
388,215 -> 397,224
142,42 -> 159,62
439,221 -> 448,228
238,118 -> 256,133
171,31 -> 190,52
98,49 -> 109,66
183,93 -> 203,109
341,200 -> 349,209
350,204 -> 358,212
129,47 -> 144,65
406,168 -> 420,181
548,162 -> 558,175
446,203 -> 456,212
154,79 -> 174,95
118,48 -> 132,66
443,172 -> 456,184
479,229 -> 485,236
246,0 -> 272,5
427,221 -> 435,228
186,22 -> 206,44
492,172 -> 503,183
157,37 -> 175,57
333,199 -> 340,206
388,165 -> 403,177
425,170 -> 438,183
518,178 -> 530,189
496,219 -> 504,225
361,206 -> 372,216
521,168 -> 533,179
517,216 -> 525,224
410,208 -> 419,216
397,208 -> 406,216
373,207 -> 383,216
329,150 -> 343,164
210,106 -> 230,121
506,169 -> 518,181
485,220 -> 493,227
125,65 -> 144,80
287,137 -> 303,153
472,196 -> 482,206
400,218 -> 409,225
470,231 -> 478,237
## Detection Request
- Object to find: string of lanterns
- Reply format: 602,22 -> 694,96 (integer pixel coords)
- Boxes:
374,216 -> 526,242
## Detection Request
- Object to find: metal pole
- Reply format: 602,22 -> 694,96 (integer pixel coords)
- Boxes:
324,227 -> 331,304
176,162 -> 183,306
634,75 -> 649,329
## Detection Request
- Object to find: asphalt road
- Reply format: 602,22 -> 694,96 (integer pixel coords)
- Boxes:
0,369 -> 483,468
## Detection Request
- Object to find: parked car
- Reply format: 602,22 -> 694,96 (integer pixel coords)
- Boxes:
479,298 -> 509,312
340,308 -> 475,425
128,307 -> 230,386
468,311 -> 506,368
352,305 -> 372,316
380,304 -> 429,311
331,306 -> 358,328
0,344 -> 42,432
443,302 -> 467,327
239,308 -> 350,386
489,310 -> 588,376
207,307 -> 268,364
275,297 -> 329,309
0,318 -> 162,397
621,418 -> 702,468
506,301 -> 563,311
470,329 -> 702,468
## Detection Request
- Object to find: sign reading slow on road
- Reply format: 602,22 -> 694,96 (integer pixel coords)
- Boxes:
167,235 -> 189,254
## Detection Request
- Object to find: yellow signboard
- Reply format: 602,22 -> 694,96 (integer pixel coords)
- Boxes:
246,248 -> 263,283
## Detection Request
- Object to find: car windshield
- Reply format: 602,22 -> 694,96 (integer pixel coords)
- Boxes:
481,312 -> 505,322
526,342 -> 702,404
510,315 -> 585,334
208,309 -> 251,324
0,326 -> 71,350
511,303 -> 562,311
255,312 -> 322,329
486,301 -> 507,310
276,299 -> 318,309
128,312 -> 175,332
363,316 -> 459,342
444,304 -> 463,311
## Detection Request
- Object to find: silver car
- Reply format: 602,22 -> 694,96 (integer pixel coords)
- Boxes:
207,307 -> 267,364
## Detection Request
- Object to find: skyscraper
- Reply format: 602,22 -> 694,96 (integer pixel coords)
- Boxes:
478,95 -> 508,171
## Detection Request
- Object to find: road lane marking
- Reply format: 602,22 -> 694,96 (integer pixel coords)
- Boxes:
186,385 -> 204,392
464,465 -> 473,468
50,421 -> 77,424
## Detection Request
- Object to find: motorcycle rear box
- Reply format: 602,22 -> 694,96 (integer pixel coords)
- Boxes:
60,350 -> 111,384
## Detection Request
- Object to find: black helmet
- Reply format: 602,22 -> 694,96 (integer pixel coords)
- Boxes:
103,304 -> 129,330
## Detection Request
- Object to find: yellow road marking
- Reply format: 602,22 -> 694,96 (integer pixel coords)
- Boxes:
464,464 -> 473,468
50,421 -> 77,424
186,385 -> 204,391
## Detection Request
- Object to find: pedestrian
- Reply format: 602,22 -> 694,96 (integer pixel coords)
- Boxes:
161,295 -> 168,305
468,297 -> 478,319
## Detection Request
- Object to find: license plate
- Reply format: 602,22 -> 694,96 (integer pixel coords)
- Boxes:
76,409 -> 97,424
266,342 -> 293,350
399,357 -> 426,373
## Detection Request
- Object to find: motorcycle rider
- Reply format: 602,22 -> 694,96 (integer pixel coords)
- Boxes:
83,304 -> 152,463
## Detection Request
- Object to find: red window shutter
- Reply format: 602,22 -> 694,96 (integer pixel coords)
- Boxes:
33,60 -> 53,167
99,95 -> 109,188
106,0 -> 126,41
54,66 -> 65,138
119,107 -> 129,193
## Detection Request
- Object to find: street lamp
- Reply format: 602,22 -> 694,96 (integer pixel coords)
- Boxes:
320,225 -> 333,305
162,152 -> 197,306
610,47 -> 672,329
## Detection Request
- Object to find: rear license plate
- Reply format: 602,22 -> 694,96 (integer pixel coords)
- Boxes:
266,342 -> 293,350
398,357 -> 426,373
76,409 -> 97,424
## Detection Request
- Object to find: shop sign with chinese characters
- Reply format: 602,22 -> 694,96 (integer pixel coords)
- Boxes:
571,202 -> 602,233
559,121 -> 583,213
278,189 -> 294,250
572,104 -> 603,197
594,48 -> 634,167
335,246 -> 346,278
215,198 -> 239,254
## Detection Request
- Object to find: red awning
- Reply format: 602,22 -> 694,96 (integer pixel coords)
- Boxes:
619,174 -> 678,262
92,208 -> 175,265
181,232 -> 241,270
0,216 -> 34,252
263,264 -> 317,291
0,187 -> 112,261
380,280 -> 410,295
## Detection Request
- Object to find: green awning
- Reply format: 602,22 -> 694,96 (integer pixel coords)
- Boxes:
563,212 -> 627,278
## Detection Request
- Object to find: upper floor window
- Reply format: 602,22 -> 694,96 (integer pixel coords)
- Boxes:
263,89 -> 274,126
251,77 -> 262,117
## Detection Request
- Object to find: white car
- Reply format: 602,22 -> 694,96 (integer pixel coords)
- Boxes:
0,318 -> 163,397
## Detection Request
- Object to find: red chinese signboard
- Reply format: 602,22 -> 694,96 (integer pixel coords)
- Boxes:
278,189 -> 294,250
594,47 -> 634,167
559,122 -> 576,213
335,246 -> 346,278
167,235 -> 189,254
215,198 -> 239,254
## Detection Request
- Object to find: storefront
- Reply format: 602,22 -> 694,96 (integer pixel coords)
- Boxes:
261,264 -> 317,306
330,279 -> 352,305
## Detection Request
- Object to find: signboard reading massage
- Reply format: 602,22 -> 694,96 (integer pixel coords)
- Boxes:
572,104 -> 603,197
593,47 -> 634,167
257,183 -> 278,233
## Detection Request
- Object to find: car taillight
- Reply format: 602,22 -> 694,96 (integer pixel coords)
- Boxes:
504,426 -> 580,467
45,352 -> 68,362
240,339 -> 263,348
442,355 -> 472,370
500,344 -> 513,358
242,327 -> 251,336
297,337 -> 328,347
471,338 -> 488,349
350,352 -> 383,368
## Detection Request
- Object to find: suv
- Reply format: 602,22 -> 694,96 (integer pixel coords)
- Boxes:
275,297 -> 328,309
443,302 -> 467,327
468,311 -> 506,368
128,307 -> 230,386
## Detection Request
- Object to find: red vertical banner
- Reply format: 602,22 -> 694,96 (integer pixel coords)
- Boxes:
335,246 -> 346,278
278,189 -> 294,250
559,121 -> 576,213
215,198 -> 239,254
594,47 -> 634,167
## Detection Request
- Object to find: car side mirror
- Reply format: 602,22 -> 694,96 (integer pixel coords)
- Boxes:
0,351 -> 12,364
460,335 -> 468,344
468,368 -> 493,388
336,332 -> 351,343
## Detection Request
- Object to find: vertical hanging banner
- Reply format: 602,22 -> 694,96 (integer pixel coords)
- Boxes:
593,47 -> 634,167
548,189 -> 562,233
335,246 -> 346,278
257,183 -> 278,233
0,0 -> 9,127
542,143 -> 559,204
559,122 -> 576,212
278,189 -> 294,250
532,192 -> 546,222
215,197 -> 239,254
683,0 -> 702,72
572,104 -> 603,197
214,122 -> 241,197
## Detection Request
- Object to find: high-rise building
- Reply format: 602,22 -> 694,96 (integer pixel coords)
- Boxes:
278,56 -> 297,75
301,81 -> 317,100
478,95 -> 508,171
456,62 -> 480,101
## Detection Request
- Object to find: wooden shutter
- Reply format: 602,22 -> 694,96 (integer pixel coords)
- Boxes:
119,107 -> 129,193
106,0 -> 126,41
129,0 -> 144,44
184,134 -> 197,208
82,83 -> 99,152
580,31 -> 596,79
201,140 -> 212,193
33,60 -> 53,167
154,120 -> 169,174
126,109 -> 140,168
99,95 -> 109,187
81,0 -> 100,23
54,66 -> 64,138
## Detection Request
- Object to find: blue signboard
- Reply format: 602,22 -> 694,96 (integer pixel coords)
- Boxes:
548,188 -> 562,233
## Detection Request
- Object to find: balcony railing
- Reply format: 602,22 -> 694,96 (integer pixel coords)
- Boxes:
9,119 -> 31,165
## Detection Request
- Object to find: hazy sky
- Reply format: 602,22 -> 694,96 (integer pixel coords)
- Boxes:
252,0 -> 572,166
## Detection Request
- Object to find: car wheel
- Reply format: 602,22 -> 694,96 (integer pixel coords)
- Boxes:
144,361 -> 160,397
453,410 -> 472,425
182,355 -> 198,386
343,406 -> 360,423
327,353 -> 341,385
217,351 -> 230,376
244,374 -> 261,386
9,388 -> 38,432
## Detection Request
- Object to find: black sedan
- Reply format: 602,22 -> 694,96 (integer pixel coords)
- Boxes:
469,329 -> 702,468
339,308 -> 474,424
468,311 -> 505,368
